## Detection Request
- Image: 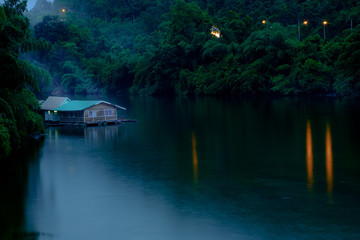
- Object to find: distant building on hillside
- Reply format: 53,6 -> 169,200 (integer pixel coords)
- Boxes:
210,26 -> 221,38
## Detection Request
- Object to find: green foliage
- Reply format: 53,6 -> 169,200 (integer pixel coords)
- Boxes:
334,25 -> 360,96
0,0 -> 46,160
0,121 -> 11,158
0,6 -> 6,31
34,15 -> 70,43
169,0 -> 210,43
292,58 -> 332,93
0,97 -> 19,159
24,0 -> 360,97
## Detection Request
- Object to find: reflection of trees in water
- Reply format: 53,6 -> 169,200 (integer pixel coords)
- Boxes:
0,139 -> 44,240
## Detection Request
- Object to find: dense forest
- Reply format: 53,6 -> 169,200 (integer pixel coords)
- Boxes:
24,0 -> 360,96
0,0 -> 359,157
0,0 -> 48,159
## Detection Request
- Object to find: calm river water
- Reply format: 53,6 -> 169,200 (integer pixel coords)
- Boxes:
2,96 -> 360,240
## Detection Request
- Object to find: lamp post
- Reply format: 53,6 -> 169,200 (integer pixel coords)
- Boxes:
323,20 -> 328,39
298,20 -> 301,40
297,20 -> 308,41
262,19 -> 268,29
301,19 -> 328,40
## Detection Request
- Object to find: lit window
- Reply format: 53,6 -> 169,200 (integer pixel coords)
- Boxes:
48,111 -> 51,115
54,110 -> 58,115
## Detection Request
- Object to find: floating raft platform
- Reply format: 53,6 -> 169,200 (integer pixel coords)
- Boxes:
44,118 -> 137,127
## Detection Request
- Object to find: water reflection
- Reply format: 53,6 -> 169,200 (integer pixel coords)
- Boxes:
326,122 -> 334,198
19,97 -> 360,240
306,120 -> 314,192
47,128 -> 59,143
84,125 -> 123,145
306,120 -> 334,198
0,139 -> 44,240
192,132 -> 198,185
55,128 -> 58,141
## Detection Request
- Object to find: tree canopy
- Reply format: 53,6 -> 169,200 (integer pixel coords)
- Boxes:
0,0 -> 48,159
24,0 -> 360,96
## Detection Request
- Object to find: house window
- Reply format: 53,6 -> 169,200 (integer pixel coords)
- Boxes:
48,110 -> 51,115
105,109 -> 112,116
88,111 -> 93,117
54,111 -> 58,115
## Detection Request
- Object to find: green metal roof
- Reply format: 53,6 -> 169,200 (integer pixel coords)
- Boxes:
54,100 -> 126,111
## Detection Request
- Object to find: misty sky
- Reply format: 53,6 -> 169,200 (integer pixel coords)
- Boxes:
0,0 -> 53,10
27,0 -> 37,9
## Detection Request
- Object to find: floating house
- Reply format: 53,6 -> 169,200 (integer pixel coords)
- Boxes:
40,96 -> 71,122
54,100 -> 126,125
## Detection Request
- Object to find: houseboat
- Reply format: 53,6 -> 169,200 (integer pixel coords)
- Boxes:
40,96 -> 127,126
55,100 -> 126,126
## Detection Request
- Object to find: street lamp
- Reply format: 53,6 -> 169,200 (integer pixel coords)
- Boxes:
262,19 -> 268,29
298,20 -> 309,41
323,20 -> 328,39
300,19 -> 328,40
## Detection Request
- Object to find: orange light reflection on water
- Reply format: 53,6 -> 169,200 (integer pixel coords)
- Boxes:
326,122 -> 333,196
306,120 -> 314,192
192,132 -> 198,185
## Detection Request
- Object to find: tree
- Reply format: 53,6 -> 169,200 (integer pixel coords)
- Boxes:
0,1 -> 48,159
334,26 -> 360,96
34,15 -> 70,43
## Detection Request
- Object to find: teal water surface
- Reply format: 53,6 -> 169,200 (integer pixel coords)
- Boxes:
4,97 -> 360,240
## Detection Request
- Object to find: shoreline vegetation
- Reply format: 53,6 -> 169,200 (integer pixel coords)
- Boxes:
1,0 -> 360,159
1,1 -> 47,160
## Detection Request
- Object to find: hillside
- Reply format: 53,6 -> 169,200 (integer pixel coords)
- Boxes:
26,0 -> 360,96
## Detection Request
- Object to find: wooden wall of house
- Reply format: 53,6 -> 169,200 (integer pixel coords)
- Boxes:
84,103 -> 117,123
